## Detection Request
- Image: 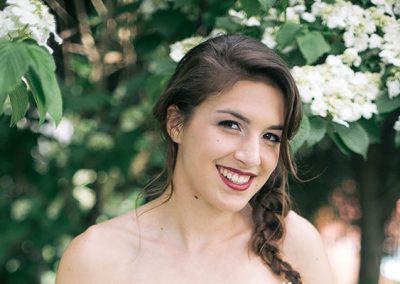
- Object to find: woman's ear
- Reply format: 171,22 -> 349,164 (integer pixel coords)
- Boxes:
166,105 -> 184,143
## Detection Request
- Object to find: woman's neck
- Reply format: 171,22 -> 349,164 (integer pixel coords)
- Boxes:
146,188 -> 253,253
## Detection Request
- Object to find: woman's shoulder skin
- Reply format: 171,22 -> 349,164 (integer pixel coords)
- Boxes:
56,212 -> 139,284
282,210 -> 336,284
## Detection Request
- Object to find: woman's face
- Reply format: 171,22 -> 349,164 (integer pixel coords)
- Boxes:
169,80 -> 285,212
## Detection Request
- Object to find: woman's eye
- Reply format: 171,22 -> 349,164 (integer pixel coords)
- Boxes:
263,133 -> 281,143
218,120 -> 241,130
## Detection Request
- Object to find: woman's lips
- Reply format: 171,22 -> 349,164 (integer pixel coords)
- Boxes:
217,165 -> 255,191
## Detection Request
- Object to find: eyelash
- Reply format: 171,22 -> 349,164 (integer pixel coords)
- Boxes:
218,120 -> 240,130
218,120 -> 281,143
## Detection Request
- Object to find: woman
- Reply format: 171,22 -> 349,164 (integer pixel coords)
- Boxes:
56,34 -> 334,284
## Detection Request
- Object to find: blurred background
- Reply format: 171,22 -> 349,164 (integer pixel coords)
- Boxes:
0,0 -> 399,283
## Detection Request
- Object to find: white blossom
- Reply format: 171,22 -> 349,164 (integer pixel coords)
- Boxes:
292,55 -> 380,127
371,0 -> 400,16
387,76 -> 400,99
341,48 -> 362,67
394,116 -> 400,132
169,36 -> 204,62
310,0 -> 400,66
261,27 -> 278,49
0,0 -> 62,53
228,9 -> 261,27
301,12 -> 316,23
369,34 -> 383,49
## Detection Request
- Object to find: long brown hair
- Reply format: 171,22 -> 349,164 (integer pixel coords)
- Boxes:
151,34 -> 303,283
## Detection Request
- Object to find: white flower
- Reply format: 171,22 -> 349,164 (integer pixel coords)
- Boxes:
0,0 -> 62,53
394,116 -> 400,132
369,34 -> 383,49
341,48 -> 362,67
387,78 -> 400,98
261,27 -> 278,49
292,55 -> 380,126
228,9 -> 260,27
169,36 -> 204,62
246,17 -> 261,27
301,12 -> 316,23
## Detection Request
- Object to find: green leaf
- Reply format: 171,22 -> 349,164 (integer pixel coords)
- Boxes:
9,83 -> 29,125
297,31 -> 330,64
215,16 -> 241,32
25,44 -> 63,124
0,40 -> 31,100
25,69 -> 46,122
328,129 -> 352,157
395,131 -> 400,148
333,122 -> 370,159
151,10 -> 190,38
240,0 -> 260,16
376,94 -> 400,114
290,115 -> 310,153
358,118 -> 381,144
307,116 -> 327,147
276,22 -> 303,50
258,0 -> 277,10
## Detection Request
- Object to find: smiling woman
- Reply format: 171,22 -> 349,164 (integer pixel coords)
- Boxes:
56,34 -> 334,284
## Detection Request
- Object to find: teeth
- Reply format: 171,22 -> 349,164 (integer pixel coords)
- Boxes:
218,167 -> 251,185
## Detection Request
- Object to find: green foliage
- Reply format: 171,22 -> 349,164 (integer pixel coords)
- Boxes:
290,114 -> 310,152
297,31 -> 331,64
333,122 -> 370,159
276,22 -> 303,50
0,40 -> 30,102
0,40 -> 62,124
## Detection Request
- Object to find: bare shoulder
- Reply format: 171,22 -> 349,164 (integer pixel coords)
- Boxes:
56,211 -> 139,284
282,210 -> 336,284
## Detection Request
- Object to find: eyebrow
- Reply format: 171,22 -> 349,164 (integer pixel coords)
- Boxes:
215,109 -> 284,130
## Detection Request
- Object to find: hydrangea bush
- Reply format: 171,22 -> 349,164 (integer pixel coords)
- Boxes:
169,0 -> 400,157
0,0 -> 62,125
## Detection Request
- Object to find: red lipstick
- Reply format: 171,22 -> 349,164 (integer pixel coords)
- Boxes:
217,166 -> 255,192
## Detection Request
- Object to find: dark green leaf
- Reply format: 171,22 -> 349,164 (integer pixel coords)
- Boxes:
134,33 -> 163,57
9,83 -> 29,125
307,116 -> 327,147
290,115 -> 310,153
376,94 -> 400,114
0,40 -> 31,99
25,44 -> 63,124
297,31 -> 330,64
240,0 -> 260,16
327,128 -> 352,157
334,122 -> 369,159
25,69 -> 46,122
395,131 -> 400,148
151,10 -> 194,38
276,22 -> 303,50
358,118 -> 381,144
215,16 -> 241,32
258,0 -> 277,11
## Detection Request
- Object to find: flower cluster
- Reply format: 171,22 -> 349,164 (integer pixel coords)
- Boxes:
310,0 -> 400,67
0,0 -> 62,53
292,55 -> 380,126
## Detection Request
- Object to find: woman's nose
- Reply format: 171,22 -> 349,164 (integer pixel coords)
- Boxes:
233,135 -> 261,167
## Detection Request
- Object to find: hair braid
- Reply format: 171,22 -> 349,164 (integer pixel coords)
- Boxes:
250,167 -> 302,284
